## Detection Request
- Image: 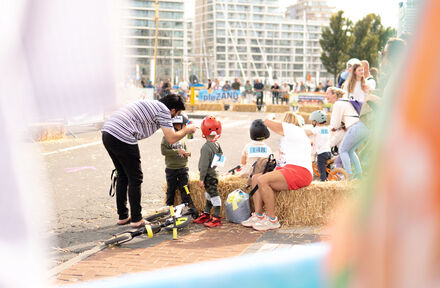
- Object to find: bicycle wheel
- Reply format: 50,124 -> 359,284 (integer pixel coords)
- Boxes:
329,168 -> 348,181
312,163 -> 320,178
145,211 -> 170,222
163,216 -> 192,231
103,233 -> 132,246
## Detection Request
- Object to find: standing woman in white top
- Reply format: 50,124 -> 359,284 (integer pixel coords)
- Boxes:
342,62 -> 369,103
326,87 -> 360,168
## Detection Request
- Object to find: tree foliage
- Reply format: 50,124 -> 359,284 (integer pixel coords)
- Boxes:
349,14 -> 396,67
348,14 -> 379,67
320,12 -> 396,78
319,11 -> 352,84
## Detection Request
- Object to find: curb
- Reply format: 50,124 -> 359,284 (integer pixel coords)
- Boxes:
48,244 -> 106,278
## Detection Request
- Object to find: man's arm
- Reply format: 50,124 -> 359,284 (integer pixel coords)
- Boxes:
162,124 -> 197,145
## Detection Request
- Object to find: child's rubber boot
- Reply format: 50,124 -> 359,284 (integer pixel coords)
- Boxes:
193,212 -> 210,224
203,216 -> 222,228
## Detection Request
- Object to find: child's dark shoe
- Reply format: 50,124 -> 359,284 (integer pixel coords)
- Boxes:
193,212 -> 210,224
203,216 -> 222,228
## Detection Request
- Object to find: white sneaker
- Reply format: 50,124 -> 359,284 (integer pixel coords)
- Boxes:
252,215 -> 281,231
241,213 -> 265,227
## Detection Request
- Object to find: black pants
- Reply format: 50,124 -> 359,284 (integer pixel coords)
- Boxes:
102,132 -> 143,222
165,167 -> 193,206
317,152 -> 332,181
256,92 -> 263,111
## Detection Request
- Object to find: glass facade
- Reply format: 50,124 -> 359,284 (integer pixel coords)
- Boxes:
124,0 -> 187,83
194,0 -> 329,83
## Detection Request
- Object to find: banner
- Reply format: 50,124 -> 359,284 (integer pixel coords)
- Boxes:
198,89 -> 241,102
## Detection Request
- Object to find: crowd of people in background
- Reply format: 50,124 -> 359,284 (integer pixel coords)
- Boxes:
134,75 -> 339,103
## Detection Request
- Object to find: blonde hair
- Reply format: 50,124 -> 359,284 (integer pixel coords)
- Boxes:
282,112 -> 303,127
326,87 -> 346,99
346,63 -> 366,93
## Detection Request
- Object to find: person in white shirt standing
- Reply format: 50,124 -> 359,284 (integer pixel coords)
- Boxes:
361,60 -> 377,91
178,77 -> 189,99
342,62 -> 369,103
305,110 -> 331,181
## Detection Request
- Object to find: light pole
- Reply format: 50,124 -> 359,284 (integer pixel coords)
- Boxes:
153,0 -> 159,84
171,33 -> 174,86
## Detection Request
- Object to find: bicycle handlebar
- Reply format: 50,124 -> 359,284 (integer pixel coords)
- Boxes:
226,165 -> 242,175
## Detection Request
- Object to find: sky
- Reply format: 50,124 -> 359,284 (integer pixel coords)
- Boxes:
185,0 -> 400,28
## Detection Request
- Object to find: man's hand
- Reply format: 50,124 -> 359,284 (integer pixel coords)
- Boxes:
185,124 -> 197,135
184,151 -> 191,157
177,149 -> 186,156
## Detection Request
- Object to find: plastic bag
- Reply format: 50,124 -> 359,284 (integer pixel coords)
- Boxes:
225,189 -> 251,224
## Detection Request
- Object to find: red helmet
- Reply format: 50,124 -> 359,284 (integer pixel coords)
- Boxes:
201,116 -> 222,139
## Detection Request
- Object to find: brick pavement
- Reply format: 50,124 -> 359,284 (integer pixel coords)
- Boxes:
54,223 -> 263,285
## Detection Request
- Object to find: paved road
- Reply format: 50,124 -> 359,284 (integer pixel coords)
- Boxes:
40,111 -> 285,268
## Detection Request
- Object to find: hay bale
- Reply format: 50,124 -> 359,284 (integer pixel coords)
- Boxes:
168,175 -> 352,226
185,102 -> 224,111
232,104 -> 258,112
274,181 -> 351,226
299,105 -> 322,113
265,104 -> 290,113
28,122 -> 65,141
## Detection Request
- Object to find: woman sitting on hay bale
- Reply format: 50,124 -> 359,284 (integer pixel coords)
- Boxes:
242,112 -> 313,231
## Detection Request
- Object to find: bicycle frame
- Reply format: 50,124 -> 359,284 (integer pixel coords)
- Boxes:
102,204 -> 197,246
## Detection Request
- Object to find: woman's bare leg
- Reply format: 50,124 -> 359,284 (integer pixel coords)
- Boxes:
251,173 -> 264,214
256,171 -> 288,218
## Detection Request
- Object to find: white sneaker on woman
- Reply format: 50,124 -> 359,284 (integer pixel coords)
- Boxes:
241,213 -> 265,227
252,215 -> 281,231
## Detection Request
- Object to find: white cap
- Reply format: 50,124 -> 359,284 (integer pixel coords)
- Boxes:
346,58 -> 361,69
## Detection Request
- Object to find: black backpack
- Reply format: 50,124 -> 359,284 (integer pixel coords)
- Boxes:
247,154 -> 277,197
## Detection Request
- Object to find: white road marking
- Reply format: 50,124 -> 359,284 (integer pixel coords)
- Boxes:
41,141 -> 102,156
41,119 -> 248,156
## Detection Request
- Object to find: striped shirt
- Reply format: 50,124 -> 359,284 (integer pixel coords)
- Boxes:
102,100 -> 173,144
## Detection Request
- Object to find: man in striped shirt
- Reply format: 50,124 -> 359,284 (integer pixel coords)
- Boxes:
102,94 -> 197,228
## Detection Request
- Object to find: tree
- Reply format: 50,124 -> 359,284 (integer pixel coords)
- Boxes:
349,14 -> 397,67
320,11 -> 352,84
348,14 -> 380,67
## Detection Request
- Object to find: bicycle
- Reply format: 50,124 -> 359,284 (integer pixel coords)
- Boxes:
102,202 -> 198,246
223,165 -> 242,176
312,157 -> 348,181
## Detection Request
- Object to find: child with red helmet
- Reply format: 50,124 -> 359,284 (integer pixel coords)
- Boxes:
193,116 -> 224,227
